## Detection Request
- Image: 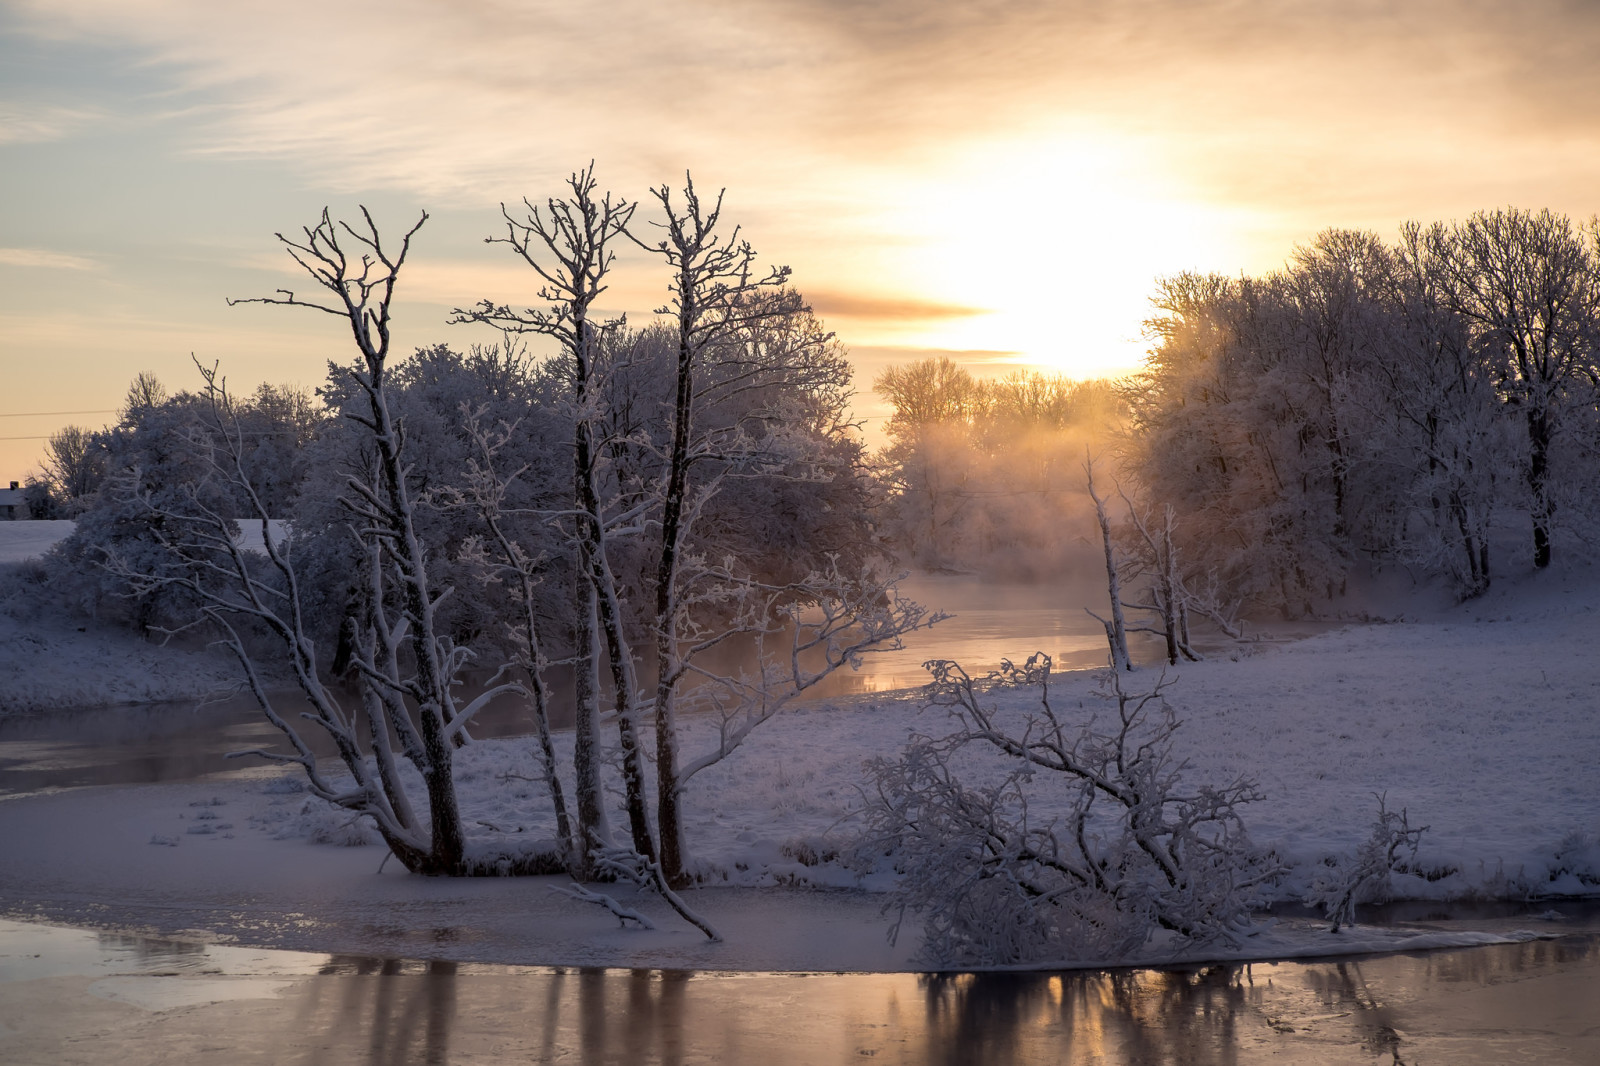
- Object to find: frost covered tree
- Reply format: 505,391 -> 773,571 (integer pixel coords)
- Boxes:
1437,208 -> 1600,569
452,164 -> 640,870
46,373 -> 320,628
1374,222 -> 1506,594
459,168 -> 936,885
99,208 -> 536,876
1124,210 -> 1600,611
865,657 -> 1282,965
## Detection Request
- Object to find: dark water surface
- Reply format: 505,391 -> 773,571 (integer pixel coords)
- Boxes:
2,918 -> 1597,1064
0,573 -> 1184,800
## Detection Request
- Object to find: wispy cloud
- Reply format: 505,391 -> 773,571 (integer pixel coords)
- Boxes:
0,103 -> 101,144
0,247 -> 101,270
9,0 -> 1600,381
807,292 -> 987,321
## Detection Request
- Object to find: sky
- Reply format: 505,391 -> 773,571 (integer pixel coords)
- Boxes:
6,0 -> 1600,479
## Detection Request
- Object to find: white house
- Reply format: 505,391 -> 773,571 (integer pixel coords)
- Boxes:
0,481 -> 27,521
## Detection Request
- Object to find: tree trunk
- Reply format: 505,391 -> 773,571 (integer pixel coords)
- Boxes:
1086,464 -> 1132,672
1528,406 -> 1552,568
653,316 -> 697,887
571,580 -> 608,873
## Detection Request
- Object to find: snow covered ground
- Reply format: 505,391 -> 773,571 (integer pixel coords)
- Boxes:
0,520 -> 73,563
0,521 -> 291,714
1,528 -> 1597,970
0,520 -> 286,565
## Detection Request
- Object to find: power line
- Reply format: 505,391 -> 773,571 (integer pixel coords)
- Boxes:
0,435 -> 56,441
0,409 -> 117,418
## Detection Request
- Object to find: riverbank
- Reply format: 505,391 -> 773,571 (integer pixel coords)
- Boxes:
2,527 -> 1597,970
0,521 -> 292,715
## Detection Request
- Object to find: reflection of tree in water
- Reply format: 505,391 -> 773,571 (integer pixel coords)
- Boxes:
229,931 -> 1599,1063
1418,933 -> 1598,988
1302,961 -> 1405,1061
292,956 -> 459,1066
581,968 -> 692,1065
96,931 -> 207,969
920,965 -> 1250,1065
1299,933 -> 1600,1064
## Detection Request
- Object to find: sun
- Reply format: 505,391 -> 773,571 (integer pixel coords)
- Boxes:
869,126 -> 1251,380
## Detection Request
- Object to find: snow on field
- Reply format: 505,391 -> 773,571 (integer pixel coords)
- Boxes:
0,545 -> 1597,970
0,520 -> 73,563
0,518 -> 287,565
0,520 -> 292,714
0,609 -> 263,714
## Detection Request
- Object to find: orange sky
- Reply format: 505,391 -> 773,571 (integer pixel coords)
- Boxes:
7,0 -> 1600,476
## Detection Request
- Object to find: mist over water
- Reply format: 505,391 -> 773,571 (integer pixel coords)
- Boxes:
807,569 -> 1128,696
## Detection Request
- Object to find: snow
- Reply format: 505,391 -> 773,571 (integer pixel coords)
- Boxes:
0,518 -> 286,566
0,546 -> 1597,971
0,520 -> 292,715
0,610 -> 260,715
0,519 -> 73,563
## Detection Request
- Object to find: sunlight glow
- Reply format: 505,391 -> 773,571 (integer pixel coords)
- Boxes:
872,127 -> 1254,379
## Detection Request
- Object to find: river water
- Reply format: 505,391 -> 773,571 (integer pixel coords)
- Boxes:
2,916 -> 1597,1064
2,573 -> 1595,1062
0,572 -> 1135,797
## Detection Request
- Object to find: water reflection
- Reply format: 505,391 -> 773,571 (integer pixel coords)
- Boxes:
241,935 -> 1600,1065
3,916 -> 1599,1064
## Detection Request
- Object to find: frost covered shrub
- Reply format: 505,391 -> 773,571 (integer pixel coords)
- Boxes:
865,658 -> 1282,966
1304,795 -> 1427,931
1546,831 -> 1600,889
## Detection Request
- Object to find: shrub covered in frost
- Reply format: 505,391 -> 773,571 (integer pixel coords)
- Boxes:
865,657 -> 1283,965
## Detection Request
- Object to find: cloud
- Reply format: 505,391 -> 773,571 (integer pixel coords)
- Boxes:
10,0 -> 1600,383
11,0 -> 1599,228
806,291 -> 988,321
0,103 -> 100,144
0,247 -> 101,270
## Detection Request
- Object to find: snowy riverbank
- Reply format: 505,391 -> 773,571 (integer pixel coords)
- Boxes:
3,548 -> 1599,970
0,521 -> 294,715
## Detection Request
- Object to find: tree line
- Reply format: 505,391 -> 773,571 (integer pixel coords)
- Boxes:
875,208 -> 1600,617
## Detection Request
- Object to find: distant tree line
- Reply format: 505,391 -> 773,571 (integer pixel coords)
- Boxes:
874,208 -> 1600,615
1126,208 -> 1600,614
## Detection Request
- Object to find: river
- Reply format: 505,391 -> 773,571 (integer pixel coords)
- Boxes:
2,573 -> 1593,1062
2,915 -> 1597,1064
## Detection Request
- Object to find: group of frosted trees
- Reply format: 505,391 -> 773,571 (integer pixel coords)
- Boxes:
52,170 -> 929,901
873,360 -> 1120,574
1127,209 -> 1600,612
875,208 -> 1600,613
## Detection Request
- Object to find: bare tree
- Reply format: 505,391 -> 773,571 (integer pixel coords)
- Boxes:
214,206 -> 522,874
42,424 -> 106,506
452,165 -> 643,866
629,175 -> 799,884
1084,456 -> 1132,671
121,371 -> 169,421
1305,795 -> 1428,933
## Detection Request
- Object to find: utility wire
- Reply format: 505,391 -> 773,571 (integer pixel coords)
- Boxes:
0,409 -> 117,418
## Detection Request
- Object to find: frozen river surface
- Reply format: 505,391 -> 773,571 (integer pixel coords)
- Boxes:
2,916 -> 1598,1064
